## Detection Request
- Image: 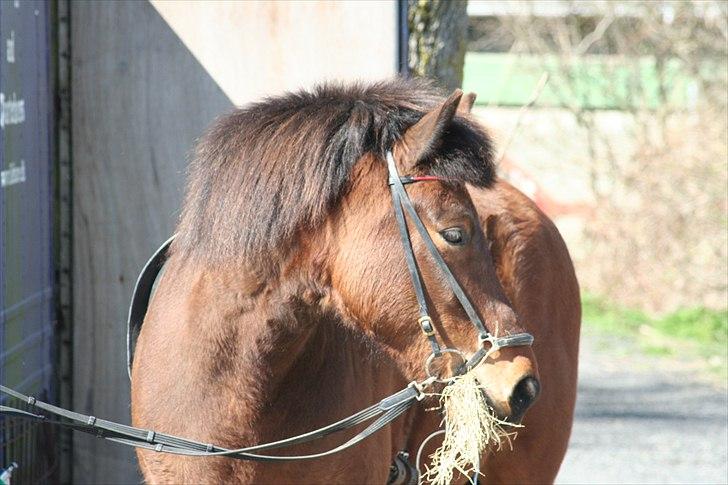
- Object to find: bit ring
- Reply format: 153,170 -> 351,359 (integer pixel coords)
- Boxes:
425,348 -> 466,384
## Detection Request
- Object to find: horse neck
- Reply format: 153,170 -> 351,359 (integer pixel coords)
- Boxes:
182,260 -> 407,448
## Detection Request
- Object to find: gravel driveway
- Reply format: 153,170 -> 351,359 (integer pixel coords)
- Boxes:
556,330 -> 728,484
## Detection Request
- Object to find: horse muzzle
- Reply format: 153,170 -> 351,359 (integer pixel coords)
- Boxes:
470,346 -> 541,423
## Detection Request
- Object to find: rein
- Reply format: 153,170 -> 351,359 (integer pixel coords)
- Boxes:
0,380 -> 430,462
0,151 -> 533,479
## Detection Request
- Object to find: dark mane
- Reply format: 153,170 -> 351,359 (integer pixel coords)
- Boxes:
175,78 -> 495,265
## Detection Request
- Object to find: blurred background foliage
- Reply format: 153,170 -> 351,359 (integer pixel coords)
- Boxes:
463,0 -> 727,372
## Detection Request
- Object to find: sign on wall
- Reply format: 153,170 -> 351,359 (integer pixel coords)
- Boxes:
0,1 -> 57,482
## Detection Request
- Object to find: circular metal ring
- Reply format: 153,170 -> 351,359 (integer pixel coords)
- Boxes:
425,348 -> 467,384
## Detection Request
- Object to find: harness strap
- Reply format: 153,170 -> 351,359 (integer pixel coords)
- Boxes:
389,185 -> 441,356
460,333 -> 535,373
387,152 -> 490,341
0,381 -> 424,462
127,235 -> 175,379
388,451 -> 418,485
387,152 -> 534,373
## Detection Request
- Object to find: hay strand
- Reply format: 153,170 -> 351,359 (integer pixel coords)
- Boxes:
420,373 -> 522,485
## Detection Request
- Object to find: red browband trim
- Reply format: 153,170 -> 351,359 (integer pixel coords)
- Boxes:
410,175 -> 442,182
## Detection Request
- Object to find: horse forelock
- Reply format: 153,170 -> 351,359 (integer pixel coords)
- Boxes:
174,77 -> 496,268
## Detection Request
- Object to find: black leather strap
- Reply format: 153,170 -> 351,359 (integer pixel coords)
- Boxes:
0,383 -> 421,462
387,152 -> 491,341
386,151 -> 533,373
389,185 -> 441,356
127,235 -> 175,379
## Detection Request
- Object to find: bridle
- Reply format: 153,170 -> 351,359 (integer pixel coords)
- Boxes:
386,151 -> 533,382
0,151 -> 533,479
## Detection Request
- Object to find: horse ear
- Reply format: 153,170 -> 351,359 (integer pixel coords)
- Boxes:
398,89 -> 463,170
457,92 -> 477,114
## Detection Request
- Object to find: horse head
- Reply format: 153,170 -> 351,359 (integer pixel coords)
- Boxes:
315,89 -> 540,422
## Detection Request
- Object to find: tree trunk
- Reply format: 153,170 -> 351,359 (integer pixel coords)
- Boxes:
407,0 -> 469,91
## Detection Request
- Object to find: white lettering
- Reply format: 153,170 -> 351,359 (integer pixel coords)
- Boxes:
1,160 -> 26,188
0,92 -> 25,128
6,31 -> 15,64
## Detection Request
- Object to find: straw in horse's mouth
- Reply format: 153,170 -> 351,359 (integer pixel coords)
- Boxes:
421,373 -> 522,485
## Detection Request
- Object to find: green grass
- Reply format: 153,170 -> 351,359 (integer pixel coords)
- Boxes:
581,294 -> 728,377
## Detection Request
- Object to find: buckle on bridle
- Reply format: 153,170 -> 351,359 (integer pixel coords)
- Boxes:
479,332 -> 535,366
407,378 -> 435,401
418,316 -> 435,337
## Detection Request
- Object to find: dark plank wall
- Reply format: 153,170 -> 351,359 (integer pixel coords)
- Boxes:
0,1 -> 57,482
71,2 -> 231,482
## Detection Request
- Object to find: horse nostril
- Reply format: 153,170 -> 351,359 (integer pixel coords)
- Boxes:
509,376 -> 541,421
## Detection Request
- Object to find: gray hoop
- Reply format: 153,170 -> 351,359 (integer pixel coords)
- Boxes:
425,348 -> 467,384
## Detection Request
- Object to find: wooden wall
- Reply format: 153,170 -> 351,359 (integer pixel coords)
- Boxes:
71,2 -> 231,482
70,1 -> 400,482
150,0 -> 403,105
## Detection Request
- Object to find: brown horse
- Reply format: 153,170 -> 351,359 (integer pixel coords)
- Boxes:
131,79 -> 580,484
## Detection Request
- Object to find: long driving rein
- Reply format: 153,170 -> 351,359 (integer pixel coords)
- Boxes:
0,151 -> 533,477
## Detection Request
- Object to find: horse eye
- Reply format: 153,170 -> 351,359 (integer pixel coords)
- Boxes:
440,227 -> 466,245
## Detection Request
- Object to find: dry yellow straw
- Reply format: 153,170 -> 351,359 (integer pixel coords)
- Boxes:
420,373 -> 522,485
